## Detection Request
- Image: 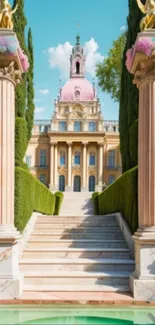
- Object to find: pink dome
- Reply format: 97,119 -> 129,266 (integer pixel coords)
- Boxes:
60,78 -> 95,101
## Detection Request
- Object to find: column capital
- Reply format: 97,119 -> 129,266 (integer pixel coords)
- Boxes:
0,61 -> 22,86
67,141 -> 72,146
133,57 -> 155,88
82,141 -> 88,146
50,140 -> 57,146
98,142 -> 104,147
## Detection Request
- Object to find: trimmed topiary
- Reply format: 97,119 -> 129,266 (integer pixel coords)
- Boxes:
98,166 -> 138,233
15,167 -> 55,232
92,192 -> 99,215
54,192 -> 64,215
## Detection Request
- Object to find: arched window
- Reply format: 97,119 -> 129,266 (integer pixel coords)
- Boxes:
108,150 -> 115,167
89,175 -> 95,192
74,151 -> 80,165
89,153 -> 95,166
59,175 -> 65,192
60,151 -> 65,166
76,61 -> 80,74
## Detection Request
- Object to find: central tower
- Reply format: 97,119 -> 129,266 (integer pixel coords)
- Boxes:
70,33 -> 86,78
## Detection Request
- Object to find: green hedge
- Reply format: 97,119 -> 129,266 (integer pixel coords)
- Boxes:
54,192 -> 64,215
98,166 -> 138,233
15,117 -> 27,167
15,167 -> 55,232
130,119 -> 138,168
92,192 -> 99,215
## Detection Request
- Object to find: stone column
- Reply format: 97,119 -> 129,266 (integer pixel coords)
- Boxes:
49,141 -> 55,190
129,31 -> 155,301
66,142 -> 72,191
0,30 -> 24,299
53,142 -> 58,191
95,142 -> 104,192
82,142 -> 88,191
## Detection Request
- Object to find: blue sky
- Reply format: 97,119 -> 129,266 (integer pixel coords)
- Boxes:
14,0 -> 128,121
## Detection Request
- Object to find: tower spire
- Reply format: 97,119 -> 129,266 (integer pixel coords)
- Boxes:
76,21 -> 80,45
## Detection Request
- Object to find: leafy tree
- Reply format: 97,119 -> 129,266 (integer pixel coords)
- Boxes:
25,28 -> 35,142
96,32 -> 126,102
119,0 -> 145,172
13,0 -> 27,118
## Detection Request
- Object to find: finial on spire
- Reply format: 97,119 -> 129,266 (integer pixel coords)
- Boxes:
76,21 -> 80,45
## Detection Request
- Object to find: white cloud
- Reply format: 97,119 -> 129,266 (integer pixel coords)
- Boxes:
120,25 -> 126,32
48,42 -> 72,79
39,89 -> 50,95
84,38 -> 104,77
35,106 -> 46,113
47,38 -> 104,79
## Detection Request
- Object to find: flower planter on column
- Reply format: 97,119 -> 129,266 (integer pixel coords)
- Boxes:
0,29 -> 29,299
126,31 -> 155,301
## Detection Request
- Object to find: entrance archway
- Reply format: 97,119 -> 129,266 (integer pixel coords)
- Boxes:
89,175 -> 95,192
74,175 -> 81,192
59,175 -> 65,192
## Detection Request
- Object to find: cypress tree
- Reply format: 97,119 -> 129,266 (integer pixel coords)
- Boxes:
119,0 -> 145,172
13,0 -> 27,118
25,28 -> 35,142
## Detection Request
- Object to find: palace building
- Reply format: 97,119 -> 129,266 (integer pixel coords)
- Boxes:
25,34 -> 122,192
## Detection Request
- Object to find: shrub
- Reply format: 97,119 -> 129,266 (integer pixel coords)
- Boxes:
15,117 -> 27,167
98,166 -> 138,233
92,192 -> 99,215
54,192 -> 64,215
15,167 -> 55,232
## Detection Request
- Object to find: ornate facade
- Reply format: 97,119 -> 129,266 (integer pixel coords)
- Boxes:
25,35 -> 122,192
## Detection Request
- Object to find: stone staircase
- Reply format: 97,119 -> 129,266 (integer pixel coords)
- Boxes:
20,193 -> 135,294
60,192 -> 94,215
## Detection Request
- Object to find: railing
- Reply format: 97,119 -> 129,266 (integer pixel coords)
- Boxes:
32,120 -> 119,134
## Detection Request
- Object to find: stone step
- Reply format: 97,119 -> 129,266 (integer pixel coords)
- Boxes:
26,240 -> 130,251
31,233 -> 125,241
28,238 -> 127,249
35,220 -> 118,227
20,258 -> 135,272
23,247 -> 131,259
23,271 -> 131,286
37,215 -> 116,221
23,283 -> 129,292
34,225 -> 121,232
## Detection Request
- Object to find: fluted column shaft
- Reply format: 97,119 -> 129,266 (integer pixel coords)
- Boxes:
49,142 -> 54,187
54,143 -> 58,187
67,142 -> 72,187
138,81 -> 155,229
0,79 -> 15,230
98,143 -> 103,185
82,142 -> 87,188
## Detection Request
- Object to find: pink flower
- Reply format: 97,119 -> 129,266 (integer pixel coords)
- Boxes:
18,47 -> 29,72
126,37 -> 155,72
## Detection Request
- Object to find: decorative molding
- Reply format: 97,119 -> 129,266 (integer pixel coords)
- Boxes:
72,165 -> 81,174
88,166 -> 96,175
58,166 -> 67,174
132,57 -> 155,87
0,61 -> 22,85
